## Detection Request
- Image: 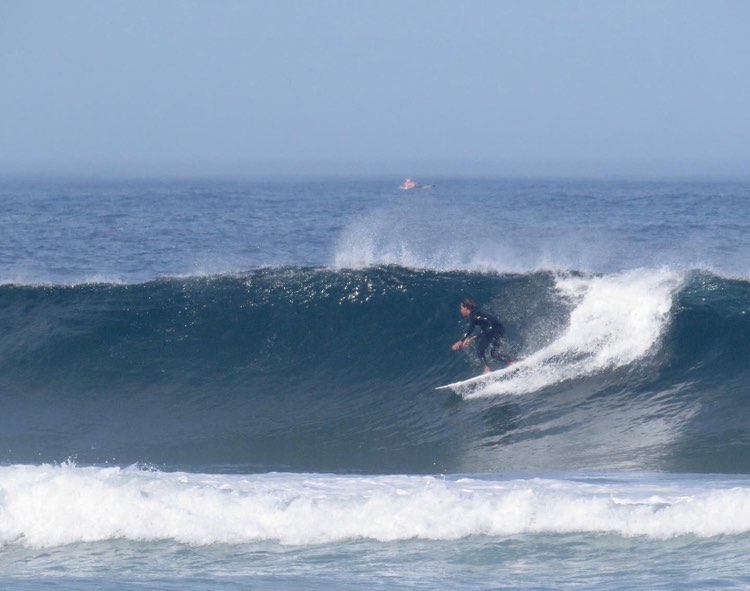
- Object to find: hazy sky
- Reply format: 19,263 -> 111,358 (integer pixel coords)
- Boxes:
2,0 -> 749,176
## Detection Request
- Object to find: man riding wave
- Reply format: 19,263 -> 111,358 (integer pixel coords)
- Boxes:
452,298 -> 514,374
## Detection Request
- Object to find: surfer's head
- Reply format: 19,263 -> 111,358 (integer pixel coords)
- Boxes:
460,298 -> 476,316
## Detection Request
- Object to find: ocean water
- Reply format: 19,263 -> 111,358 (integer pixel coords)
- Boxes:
0,176 -> 749,589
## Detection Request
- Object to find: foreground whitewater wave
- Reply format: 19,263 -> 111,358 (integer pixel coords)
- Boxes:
2,464 -> 750,548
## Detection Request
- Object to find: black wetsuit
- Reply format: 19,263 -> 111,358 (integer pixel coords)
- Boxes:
463,308 -> 513,367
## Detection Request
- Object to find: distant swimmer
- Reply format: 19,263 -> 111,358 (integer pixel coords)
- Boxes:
400,178 -> 434,190
452,298 -> 514,374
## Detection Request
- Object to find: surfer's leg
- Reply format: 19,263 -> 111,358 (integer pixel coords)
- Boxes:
475,335 -> 492,373
490,336 -> 515,366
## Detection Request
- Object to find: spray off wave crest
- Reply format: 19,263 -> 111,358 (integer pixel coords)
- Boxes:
333,205 -> 540,273
331,181 -> 750,278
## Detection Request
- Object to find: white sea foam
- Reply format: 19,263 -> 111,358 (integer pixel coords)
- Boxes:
463,268 -> 683,398
1,465 -> 749,548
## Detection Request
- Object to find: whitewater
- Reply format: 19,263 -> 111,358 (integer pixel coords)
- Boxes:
0,177 -> 749,590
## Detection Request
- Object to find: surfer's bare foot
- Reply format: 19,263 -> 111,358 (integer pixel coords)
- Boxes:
482,366 -> 491,374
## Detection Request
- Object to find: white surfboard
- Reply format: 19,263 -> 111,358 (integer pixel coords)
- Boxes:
436,361 -> 521,392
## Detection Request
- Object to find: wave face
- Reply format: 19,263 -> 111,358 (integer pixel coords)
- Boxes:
0,266 -> 748,474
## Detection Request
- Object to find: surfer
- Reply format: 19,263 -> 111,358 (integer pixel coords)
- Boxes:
452,298 -> 514,374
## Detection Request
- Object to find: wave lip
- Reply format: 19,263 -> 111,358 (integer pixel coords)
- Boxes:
2,465 -> 750,548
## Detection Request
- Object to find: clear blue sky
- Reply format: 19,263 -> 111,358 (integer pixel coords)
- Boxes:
1,0 -> 749,177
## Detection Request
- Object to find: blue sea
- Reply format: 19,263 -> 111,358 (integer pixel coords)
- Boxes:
0,176 -> 749,590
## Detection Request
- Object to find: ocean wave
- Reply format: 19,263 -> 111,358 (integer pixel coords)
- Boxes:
0,266 -> 748,474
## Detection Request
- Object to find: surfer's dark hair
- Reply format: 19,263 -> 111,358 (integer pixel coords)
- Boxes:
461,298 -> 477,311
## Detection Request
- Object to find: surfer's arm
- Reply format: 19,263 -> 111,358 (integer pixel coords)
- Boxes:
453,316 -> 478,350
452,332 -> 476,350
